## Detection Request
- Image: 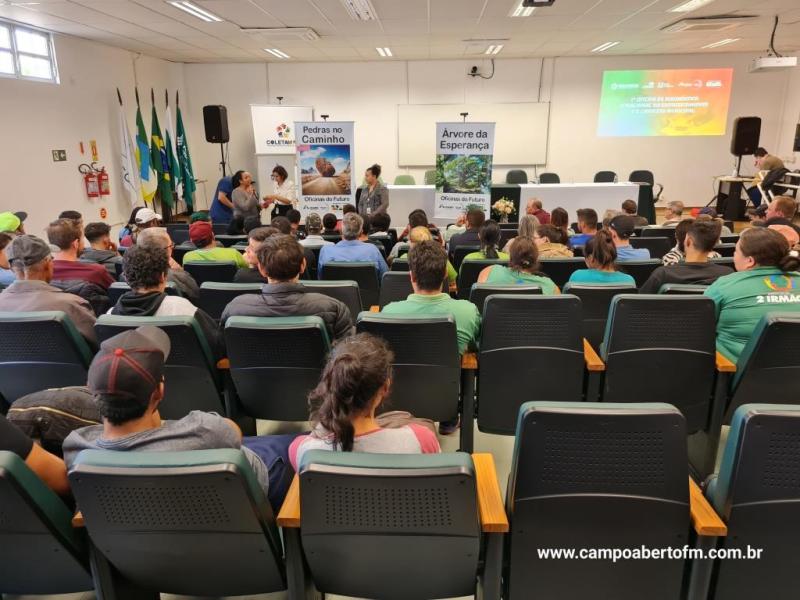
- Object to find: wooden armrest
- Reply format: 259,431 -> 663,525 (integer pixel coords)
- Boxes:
369,305 -> 380,312
472,453 -> 509,533
216,358 -> 230,370
689,477 -> 727,536
277,474 -> 301,528
461,352 -> 478,370
583,339 -> 605,372
72,511 -> 85,528
715,351 -> 736,373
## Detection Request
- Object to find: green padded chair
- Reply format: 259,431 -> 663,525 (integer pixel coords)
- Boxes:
198,281 -> 261,320
69,449 -> 295,598
659,283 -> 709,295
393,174 -> 416,185
0,311 -> 93,407
457,259 -> 508,300
423,169 -> 436,185
468,282 -> 542,315
0,451 -> 93,595
279,450 -> 505,600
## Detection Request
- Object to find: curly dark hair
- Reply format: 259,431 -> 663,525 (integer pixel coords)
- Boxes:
123,244 -> 169,290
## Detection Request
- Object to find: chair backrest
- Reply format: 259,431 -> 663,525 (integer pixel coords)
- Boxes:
562,283 -> 637,348
299,450 -> 480,599
212,222 -> 229,235
321,233 -> 341,243
640,227 -> 676,246
368,235 -> 393,257
198,282 -> 262,320
538,172 -> 560,184
601,295 -> 716,432
0,311 -> 92,405
390,257 -> 410,272
301,280 -> 362,324
379,271 -> 413,308
451,245 -> 481,271
457,259 -> 508,300
94,315 -> 223,418
507,402 -> 688,600
720,235 -> 739,244
478,296 -> 583,435
469,283 -> 542,314
593,170 -> 617,183
184,261 -> 237,285
215,234 -> 248,248
356,313 -> 460,422
538,257 -> 587,288
224,316 -> 330,421
321,262 -> 380,309
659,283 -> 709,294
169,228 -> 190,245
172,243 -> 195,265
108,281 -> 179,306
69,449 -> 285,597
393,174 -> 415,185
713,243 -> 736,257
629,170 -> 654,185
423,169 -> 436,185
616,259 -> 662,287
710,256 -> 734,268
707,404 -> 800,599
0,451 -> 92,595
629,236 -> 671,259
506,169 -> 528,184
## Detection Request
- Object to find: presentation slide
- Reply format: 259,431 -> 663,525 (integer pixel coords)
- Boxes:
597,68 -> 734,137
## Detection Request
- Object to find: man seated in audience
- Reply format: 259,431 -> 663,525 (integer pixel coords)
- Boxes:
608,215 -> 650,260
640,220 -> 733,293
602,209 -> 622,230
318,213 -> 388,278
221,234 -> 353,339
408,226 -> 457,286
697,208 -> 733,235
444,212 -> 467,244
243,215 -> 262,234
121,208 -> 162,247
0,235 -> 97,346
0,413 -> 69,495
0,233 -> 15,286
272,216 -> 318,274
182,221 -> 248,268
621,199 -> 649,227
336,203 -> 357,232
448,208 -> 484,258
58,210 -> 83,229
300,213 -> 334,248
322,213 -> 339,236
764,195 -> 800,236
63,326 -> 297,511
110,244 -> 221,356
661,200 -> 684,227
136,228 -> 199,303
47,218 -> 114,289
368,211 -> 397,251
0,211 -> 26,236
81,222 -> 122,276
569,208 -> 598,248
661,219 -> 722,266
286,209 -> 306,240
526,198 -> 551,224
398,209 -> 442,245
234,226 -> 278,283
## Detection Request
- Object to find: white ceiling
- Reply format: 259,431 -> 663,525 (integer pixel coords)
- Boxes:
1,0 -> 799,63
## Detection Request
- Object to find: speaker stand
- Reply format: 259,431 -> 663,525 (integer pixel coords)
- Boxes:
734,155 -> 742,178
219,143 -> 227,177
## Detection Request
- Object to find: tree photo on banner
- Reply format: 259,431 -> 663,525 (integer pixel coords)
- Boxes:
434,122 -> 495,220
294,121 -> 355,218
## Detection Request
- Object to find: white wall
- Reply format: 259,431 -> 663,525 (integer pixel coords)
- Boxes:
0,34 -> 185,238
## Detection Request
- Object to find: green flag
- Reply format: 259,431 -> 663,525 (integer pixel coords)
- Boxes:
176,103 -> 196,211
150,100 -> 173,208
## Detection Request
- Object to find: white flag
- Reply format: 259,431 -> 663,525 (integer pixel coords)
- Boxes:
118,104 -> 140,207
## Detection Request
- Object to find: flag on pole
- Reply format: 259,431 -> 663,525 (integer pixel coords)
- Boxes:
134,88 -> 156,204
163,90 -> 180,200
116,88 -> 140,208
175,92 -> 196,211
149,89 -> 173,208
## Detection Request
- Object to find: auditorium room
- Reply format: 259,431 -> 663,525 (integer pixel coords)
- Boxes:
1,0 -> 800,598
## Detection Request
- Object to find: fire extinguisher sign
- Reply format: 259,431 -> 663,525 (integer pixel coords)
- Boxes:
100,208 -> 107,219
90,140 -> 98,162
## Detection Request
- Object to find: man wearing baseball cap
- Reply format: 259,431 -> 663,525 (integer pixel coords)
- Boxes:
300,212 -> 334,248
182,221 -> 248,268
608,215 -> 651,260
63,326 -> 296,510
120,208 -> 162,248
0,211 -> 27,235
0,235 -> 97,346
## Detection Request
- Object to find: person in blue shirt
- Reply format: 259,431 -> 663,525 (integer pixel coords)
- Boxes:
569,208 -> 598,248
318,213 -> 388,278
568,230 -> 636,286
209,176 -> 234,224
608,214 -> 650,260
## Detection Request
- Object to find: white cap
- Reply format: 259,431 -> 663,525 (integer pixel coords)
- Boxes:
135,208 -> 162,224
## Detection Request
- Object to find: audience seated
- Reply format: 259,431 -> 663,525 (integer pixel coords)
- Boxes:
398,209 -> 442,245
0,210 -> 27,235
0,235 -> 97,345
190,211 -> 211,223
526,198 -> 551,224
136,227 -> 200,302
300,213 -> 333,248
318,213 -> 388,278
322,212 -> 339,235
226,215 -> 245,235
286,209 -> 305,240
621,199 -> 649,227
409,226 -> 457,285
272,215 -> 318,272
182,221 -> 247,268
608,214 -> 650,259
567,230 -> 636,286
221,234 -> 353,340
697,207 -> 733,235
448,208 -> 485,257
47,218 -> 114,289
369,211 -> 393,239
464,220 -> 508,261
81,221 -> 122,276
660,200 -> 684,227
662,219 -> 721,265
118,206 -> 144,244
769,223 -> 800,246
705,227 -> 800,363
242,215 -> 262,234
640,220 -> 733,293
550,206 -> 573,240
443,211 -> 467,244
569,208 -> 598,248
534,223 -> 573,257
501,214 -> 539,254
335,203 -> 357,232
62,326 -> 297,511
120,207 -> 161,247
763,195 -> 800,236
0,413 -> 69,495
478,237 -> 559,293
0,232 -> 15,286
234,226 -> 277,283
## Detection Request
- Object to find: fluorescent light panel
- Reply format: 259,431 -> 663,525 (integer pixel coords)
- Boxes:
669,0 -> 715,13
341,0 -> 378,21
486,44 -> 504,55
701,38 -> 740,49
591,41 -> 620,52
376,47 -> 392,57
264,48 -> 290,59
168,1 -> 222,22
510,1 -> 535,17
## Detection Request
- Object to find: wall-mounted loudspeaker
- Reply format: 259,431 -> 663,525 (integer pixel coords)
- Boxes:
203,105 -> 229,144
730,116 -> 761,156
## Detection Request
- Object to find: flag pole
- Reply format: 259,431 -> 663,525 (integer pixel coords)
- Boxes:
116,87 -> 122,107
135,86 -> 140,107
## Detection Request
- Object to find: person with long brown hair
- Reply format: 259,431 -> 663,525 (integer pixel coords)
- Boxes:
477,236 -> 558,293
567,229 -> 635,286
705,227 -> 800,362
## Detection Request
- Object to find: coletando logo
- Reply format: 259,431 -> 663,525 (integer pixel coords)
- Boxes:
764,275 -> 795,292
276,123 -> 291,138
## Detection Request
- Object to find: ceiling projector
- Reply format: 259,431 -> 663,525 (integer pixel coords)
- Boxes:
749,56 -> 798,72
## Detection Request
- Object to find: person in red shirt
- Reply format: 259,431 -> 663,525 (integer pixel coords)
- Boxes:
526,198 -> 551,225
46,218 -> 114,289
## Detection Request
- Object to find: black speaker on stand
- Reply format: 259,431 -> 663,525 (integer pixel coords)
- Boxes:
730,116 -> 761,176
203,105 -> 230,176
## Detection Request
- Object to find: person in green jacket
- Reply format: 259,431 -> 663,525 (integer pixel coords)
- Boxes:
705,227 -> 800,363
463,220 -> 509,261
477,236 -> 559,294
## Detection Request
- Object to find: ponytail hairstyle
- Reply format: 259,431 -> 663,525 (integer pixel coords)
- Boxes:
231,170 -> 246,189
550,207 -> 569,236
478,219 -> 501,260
509,236 -> 539,273
584,229 -> 617,269
738,227 -> 800,272
309,333 -> 394,452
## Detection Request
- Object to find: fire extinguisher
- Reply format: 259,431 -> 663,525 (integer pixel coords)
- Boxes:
97,167 -> 110,196
79,163 -> 99,198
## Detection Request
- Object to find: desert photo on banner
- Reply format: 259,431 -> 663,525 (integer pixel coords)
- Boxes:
298,144 -> 352,196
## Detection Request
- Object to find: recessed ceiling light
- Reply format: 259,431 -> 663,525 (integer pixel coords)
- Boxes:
486,44 -> 504,55
168,1 -> 222,22
701,37 -> 740,49
509,1 -> 535,17
375,47 -> 393,57
669,0 -> 715,13
591,41 -> 620,53
264,48 -> 290,59
341,0 -> 378,21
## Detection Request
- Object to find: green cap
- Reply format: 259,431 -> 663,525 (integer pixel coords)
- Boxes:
0,212 -> 22,233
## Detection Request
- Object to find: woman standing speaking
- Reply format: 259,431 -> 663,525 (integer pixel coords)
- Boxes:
263,165 -> 297,219
358,164 -> 389,218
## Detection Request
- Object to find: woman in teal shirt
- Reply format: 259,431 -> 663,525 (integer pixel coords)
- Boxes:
477,237 -> 558,294
568,230 -> 635,286
705,227 -> 800,363
464,220 -> 509,261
